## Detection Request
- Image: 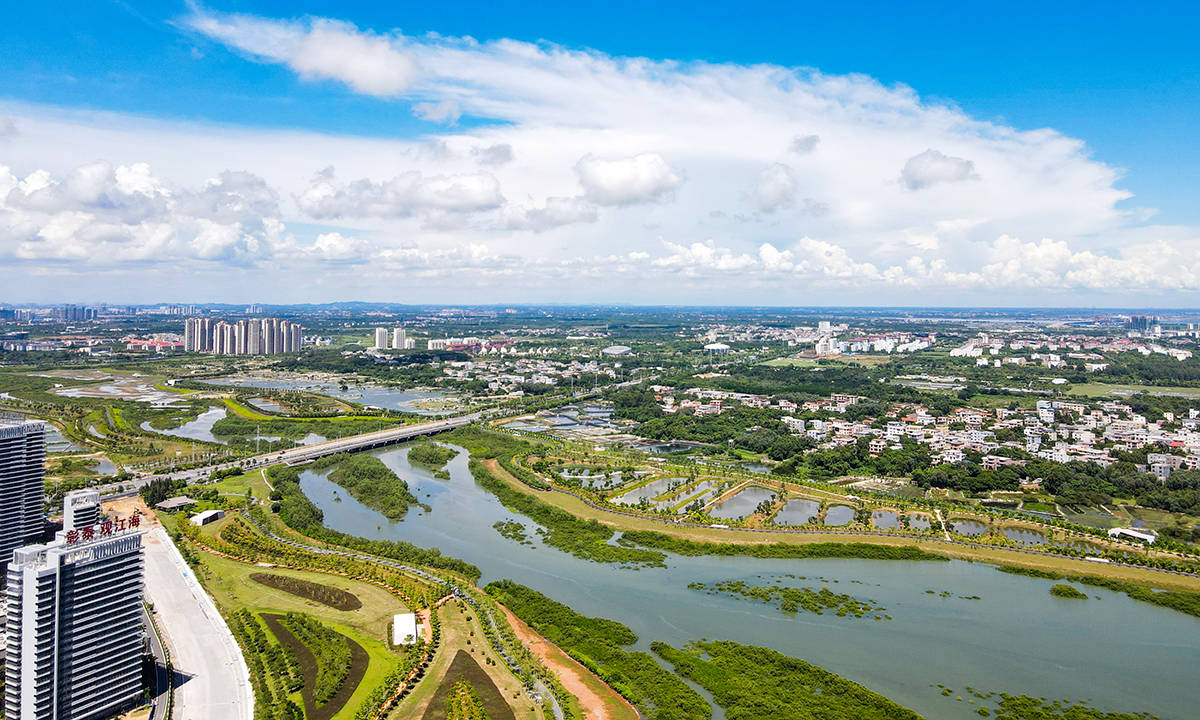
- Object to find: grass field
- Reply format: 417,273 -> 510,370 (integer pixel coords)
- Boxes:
1067,382 -> 1200,398
189,534 -> 408,720
389,600 -> 544,720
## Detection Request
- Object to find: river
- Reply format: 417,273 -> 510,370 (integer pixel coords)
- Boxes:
298,443 -> 1200,720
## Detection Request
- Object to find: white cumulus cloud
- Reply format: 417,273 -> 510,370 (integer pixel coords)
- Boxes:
575,153 -> 683,206
296,167 -> 503,218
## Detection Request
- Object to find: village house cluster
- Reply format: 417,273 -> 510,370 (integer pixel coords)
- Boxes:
950,332 -> 1193,366
646,384 -> 1200,481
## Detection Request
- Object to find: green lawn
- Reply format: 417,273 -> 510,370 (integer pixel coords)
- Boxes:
191,531 -> 408,720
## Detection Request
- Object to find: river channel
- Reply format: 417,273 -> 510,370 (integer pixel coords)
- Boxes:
298,443 -> 1200,720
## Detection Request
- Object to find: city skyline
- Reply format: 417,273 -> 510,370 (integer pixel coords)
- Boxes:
3,3 -> 1200,307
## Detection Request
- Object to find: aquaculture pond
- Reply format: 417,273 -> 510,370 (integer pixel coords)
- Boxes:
822,504 -> 855,526
773,498 -> 820,525
558,468 -> 625,490
671,480 -> 722,512
871,510 -> 900,529
908,513 -> 933,531
951,519 -> 989,537
708,486 -> 776,520
298,444 -> 1200,720
246,397 -> 287,414
609,477 -> 684,506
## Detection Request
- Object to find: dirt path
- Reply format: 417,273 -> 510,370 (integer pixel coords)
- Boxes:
498,606 -> 637,720
935,509 -> 951,540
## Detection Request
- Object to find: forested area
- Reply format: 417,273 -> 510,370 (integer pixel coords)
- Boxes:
914,458 -> 1200,515
1095,352 -> 1200,386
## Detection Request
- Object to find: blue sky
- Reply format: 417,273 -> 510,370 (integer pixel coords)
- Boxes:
1,1 -> 1198,304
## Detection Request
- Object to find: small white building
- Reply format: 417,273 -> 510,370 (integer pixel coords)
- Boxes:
392,613 -> 421,645
1107,527 -> 1157,544
189,509 -> 225,527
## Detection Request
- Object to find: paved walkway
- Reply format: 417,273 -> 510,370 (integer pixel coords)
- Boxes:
143,527 -> 254,720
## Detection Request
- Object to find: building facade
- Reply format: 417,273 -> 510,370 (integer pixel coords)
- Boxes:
0,419 -> 46,564
4,523 -> 146,720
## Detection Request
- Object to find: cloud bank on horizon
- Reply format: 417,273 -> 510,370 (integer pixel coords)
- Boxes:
2,6 -> 1198,304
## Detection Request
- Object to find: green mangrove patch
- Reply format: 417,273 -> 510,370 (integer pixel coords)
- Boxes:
408,441 -> 457,470
492,520 -> 532,545
995,564 -> 1200,620
1049,584 -> 1089,600
310,453 -> 428,520
620,531 -> 948,562
688,578 -> 888,620
652,639 -> 923,720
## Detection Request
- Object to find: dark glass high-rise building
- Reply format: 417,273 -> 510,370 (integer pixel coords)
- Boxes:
0,418 -> 46,564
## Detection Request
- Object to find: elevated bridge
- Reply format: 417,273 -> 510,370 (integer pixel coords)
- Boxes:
269,414 -> 478,466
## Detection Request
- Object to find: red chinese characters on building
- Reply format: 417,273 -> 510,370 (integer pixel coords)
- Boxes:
64,516 -> 142,546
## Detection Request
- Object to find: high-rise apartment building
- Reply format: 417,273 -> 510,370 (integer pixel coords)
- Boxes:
183,317 -> 303,356
391,327 -> 406,350
375,328 -> 389,349
61,489 -> 100,533
0,418 -> 46,564
4,520 -> 146,720
248,319 -> 262,355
